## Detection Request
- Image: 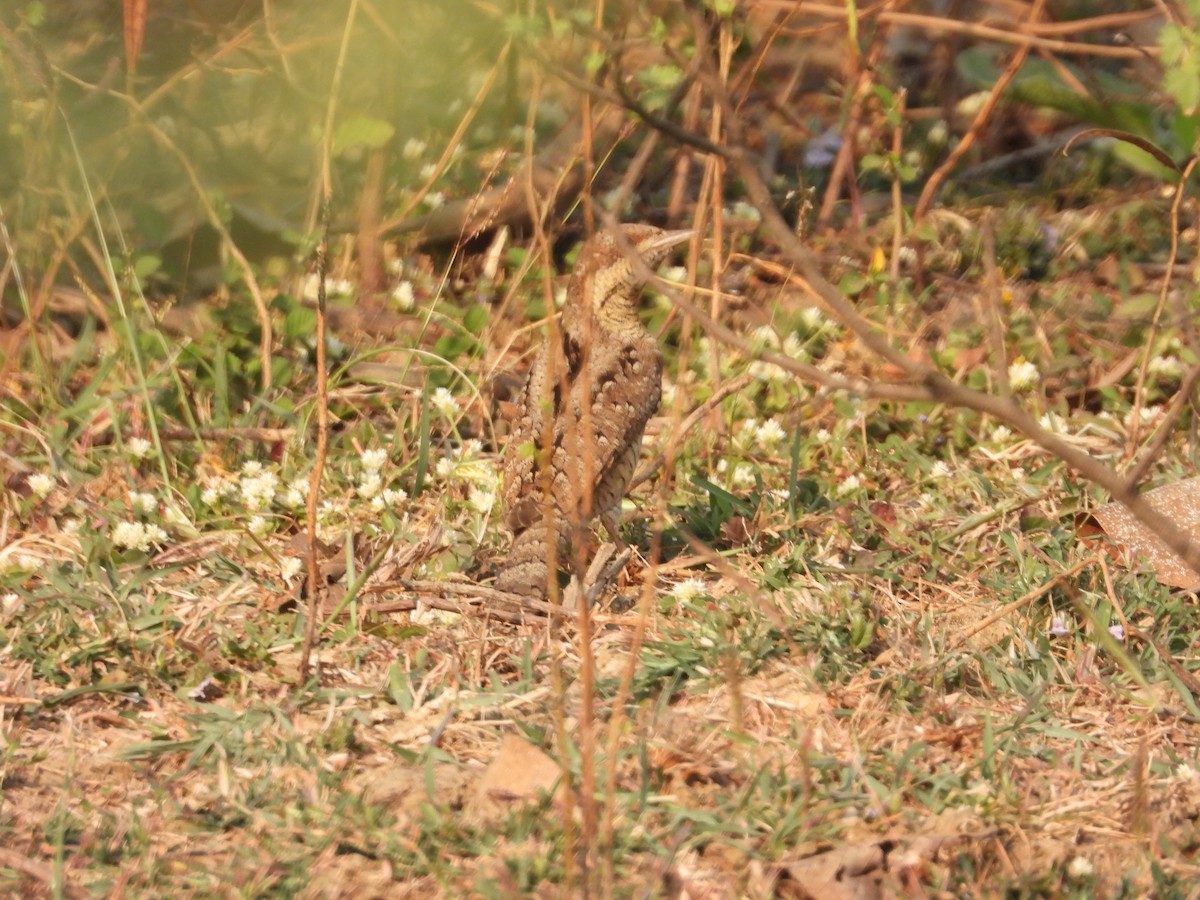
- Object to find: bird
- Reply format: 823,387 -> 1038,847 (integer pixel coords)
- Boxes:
496,224 -> 692,599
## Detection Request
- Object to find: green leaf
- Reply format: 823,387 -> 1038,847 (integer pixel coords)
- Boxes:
638,64 -> 684,92
1161,25 -> 1200,116
463,303 -> 488,335
283,305 -> 316,342
839,271 -> 869,296
332,115 -> 395,156
584,51 -> 606,76
133,254 -> 162,280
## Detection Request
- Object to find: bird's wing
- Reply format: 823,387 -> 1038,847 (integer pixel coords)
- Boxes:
557,337 -> 662,515
502,333 -> 662,531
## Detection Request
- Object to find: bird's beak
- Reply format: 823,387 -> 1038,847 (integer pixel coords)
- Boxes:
646,229 -> 694,254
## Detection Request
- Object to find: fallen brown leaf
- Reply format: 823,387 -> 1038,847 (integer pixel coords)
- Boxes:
1089,476 -> 1200,589
468,733 -> 563,824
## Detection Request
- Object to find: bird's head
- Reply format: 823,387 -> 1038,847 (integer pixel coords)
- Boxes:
567,224 -> 692,337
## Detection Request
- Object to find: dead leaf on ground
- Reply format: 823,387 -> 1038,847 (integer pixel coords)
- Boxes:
771,808 -> 986,899
467,733 -> 563,825
1087,477 -> 1200,589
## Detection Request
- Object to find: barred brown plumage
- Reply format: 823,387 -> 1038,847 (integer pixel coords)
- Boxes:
496,225 -> 691,599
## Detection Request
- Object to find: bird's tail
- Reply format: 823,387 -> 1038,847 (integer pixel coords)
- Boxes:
494,516 -> 570,599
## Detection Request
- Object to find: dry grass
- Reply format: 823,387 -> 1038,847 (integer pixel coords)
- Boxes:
5,216 -> 1200,897
5,2 -> 1200,896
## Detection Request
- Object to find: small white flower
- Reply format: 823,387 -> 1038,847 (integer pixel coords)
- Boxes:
750,325 -> 781,351
282,477 -> 309,509
435,458 -> 454,479
419,162 -> 438,181
357,471 -> 383,500
60,518 -> 82,535
782,332 -> 807,359
670,578 -> 707,601
927,120 -> 949,146
323,279 -> 354,298
1011,467 -> 1026,481
798,306 -> 828,334
661,265 -> 688,283
112,521 -> 167,552
280,557 -> 303,581
361,449 -> 388,472
431,387 -> 457,418
1147,355 -> 1183,381
1124,405 -> 1162,429
200,486 -> 222,507
457,439 -> 483,460
383,487 -> 408,507
1066,856 -> 1093,881
1176,763 -> 1198,783
423,191 -> 446,210
318,499 -> 340,524
835,475 -> 861,497
28,473 -> 55,499
813,428 -> 831,443
749,360 -> 789,383
468,487 -> 494,513
130,491 -> 157,515
126,437 -> 153,460
989,425 -> 1013,443
392,281 -> 415,311
929,460 -> 952,479
1037,412 -> 1067,433
730,200 -> 761,222
554,285 -> 568,309
370,496 -> 386,513
757,418 -> 787,449
730,464 -> 756,489
735,418 -> 759,447
1008,358 -> 1039,393
247,515 -> 271,538
661,381 -> 677,407
241,461 -> 265,477
1,593 -> 20,615
402,137 -> 427,160
240,470 -> 279,512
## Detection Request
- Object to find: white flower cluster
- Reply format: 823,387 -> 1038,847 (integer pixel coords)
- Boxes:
1147,355 -> 1183,381
431,387 -> 458,418
358,448 -> 407,513
126,436 -> 154,459
716,459 -> 756,489
239,462 -> 279,512
392,281 -> 415,311
1007,358 -> 1039,393
670,578 -> 708,601
27,473 -> 55,499
1124,405 -> 1162,429
112,521 -> 168,552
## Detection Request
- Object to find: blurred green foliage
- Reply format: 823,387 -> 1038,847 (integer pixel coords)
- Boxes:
0,0 -> 508,293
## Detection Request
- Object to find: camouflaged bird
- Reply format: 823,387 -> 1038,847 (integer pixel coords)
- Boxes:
496,225 -> 691,599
